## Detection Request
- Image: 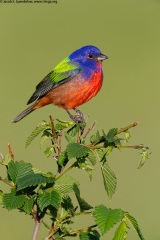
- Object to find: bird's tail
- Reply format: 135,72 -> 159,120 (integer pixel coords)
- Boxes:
12,102 -> 37,123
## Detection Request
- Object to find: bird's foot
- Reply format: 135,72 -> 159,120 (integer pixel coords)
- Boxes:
65,108 -> 84,123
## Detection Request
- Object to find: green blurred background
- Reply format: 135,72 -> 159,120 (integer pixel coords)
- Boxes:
0,0 -> 160,239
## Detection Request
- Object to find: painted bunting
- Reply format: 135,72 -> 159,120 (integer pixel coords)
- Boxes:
12,45 -> 108,123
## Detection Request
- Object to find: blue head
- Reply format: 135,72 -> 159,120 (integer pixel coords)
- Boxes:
69,45 -> 108,71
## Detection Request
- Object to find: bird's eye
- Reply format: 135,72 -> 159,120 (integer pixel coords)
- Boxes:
88,54 -> 93,59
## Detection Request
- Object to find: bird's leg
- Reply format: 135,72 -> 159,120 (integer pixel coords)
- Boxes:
64,107 -> 84,123
73,108 -> 84,121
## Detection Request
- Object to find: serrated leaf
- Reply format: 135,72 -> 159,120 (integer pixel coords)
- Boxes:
17,173 -> 54,191
90,131 -> 102,145
113,221 -> 128,240
124,130 -> 131,143
79,231 -> 100,240
73,184 -> 92,212
125,213 -> 145,240
3,188 -> 25,210
44,147 -> 54,157
100,162 -> 117,199
23,197 -> 34,214
25,122 -> 50,148
62,195 -> 75,214
105,128 -> 118,142
93,205 -> 124,235
56,119 -> 74,130
54,175 -> 79,194
75,194 -> 93,212
8,161 -> 33,184
37,189 -> 61,211
0,190 -> 3,205
65,133 -> 76,143
40,130 -> 52,148
87,150 -> 96,165
67,143 -> 90,159
138,150 -> 150,169
58,152 -> 68,166
67,124 -> 80,137
1,154 -> 11,166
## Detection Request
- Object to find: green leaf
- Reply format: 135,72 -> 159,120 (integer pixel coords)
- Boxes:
0,190 -> 3,205
105,128 -> 118,142
61,195 -> 75,214
87,150 -> 97,165
93,205 -> 124,235
113,221 -> 128,240
37,189 -> 61,211
100,162 -> 117,199
54,175 -> 79,194
79,230 -> 100,240
44,147 -> 54,157
125,213 -> 145,240
67,143 -> 90,159
75,194 -> 93,212
25,121 -> 50,148
23,197 -> 34,214
73,184 -> 92,212
67,123 -> 80,137
8,161 -> 33,184
90,131 -> 102,145
65,133 -> 76,143
17,173 -> 54,191
58,152 -> 68,166
138,150 -> 150,169
56,119 -> 74,130
3,189 -> 25,210
40,130 -> 52,148
1,154 -> 11,166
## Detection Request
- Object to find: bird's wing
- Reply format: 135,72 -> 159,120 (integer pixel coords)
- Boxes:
27,57 -> 81,105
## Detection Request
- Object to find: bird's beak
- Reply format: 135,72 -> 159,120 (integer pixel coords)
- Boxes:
96,54 -> 108,61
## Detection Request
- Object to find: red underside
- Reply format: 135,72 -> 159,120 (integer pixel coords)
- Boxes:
33,67 -> 103,110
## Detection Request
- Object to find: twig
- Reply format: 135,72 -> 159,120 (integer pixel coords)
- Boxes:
0,153 -> 4,160
0,177 -> 15,188
8,143 -> 14,161
116,121 -> 139,135
56,224 -> 97,239
49,115 -> 58,145
83,121 -> 96,139
55,162 -> 77,180
32,208 -> 47,240
44,225 -> 59,240
58,130 -> 62,155
120,145 -> 149,150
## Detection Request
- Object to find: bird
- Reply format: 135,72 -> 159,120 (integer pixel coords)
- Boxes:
12,45 -> 108,123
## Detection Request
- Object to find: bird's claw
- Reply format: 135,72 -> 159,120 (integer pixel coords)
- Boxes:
65,108 -> 85,123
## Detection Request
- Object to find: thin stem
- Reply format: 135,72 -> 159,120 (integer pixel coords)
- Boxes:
32,208 -> 47,240
56,224 -> 97,239
0,153 -> 4,160
8,143 -> 14,160
32,219 -> 41,240
55,163 -> 76,180
83,121 -> 96,139
49,115 -> 57,144
0,177 -> 15,188
120,145 -> 149,150
116,121 -> 139,135
45,225 -> 59,240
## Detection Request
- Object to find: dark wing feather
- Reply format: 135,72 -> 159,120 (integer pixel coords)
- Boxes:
27,68 -> 80,105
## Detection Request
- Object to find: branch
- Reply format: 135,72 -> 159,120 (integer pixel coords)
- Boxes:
8,143 -> 14,161
56,224 -> 97,239
55,162 -> 77,180
32,208 -> 47,240
116,121 -> 139,135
